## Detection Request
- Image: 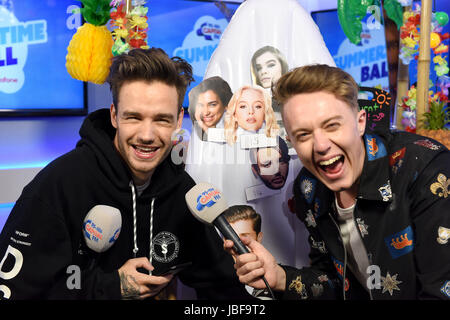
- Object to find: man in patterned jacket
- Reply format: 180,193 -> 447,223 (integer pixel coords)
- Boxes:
224,64 -> 450,299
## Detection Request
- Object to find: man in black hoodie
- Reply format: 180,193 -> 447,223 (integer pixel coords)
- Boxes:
0,48 -> 245,300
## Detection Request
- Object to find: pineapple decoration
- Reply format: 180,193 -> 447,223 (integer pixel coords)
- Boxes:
66,0 -> 114,84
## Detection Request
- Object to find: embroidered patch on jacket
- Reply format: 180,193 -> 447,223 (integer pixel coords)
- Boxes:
380,271 -> 402,296
310,236 -> 327,254
440,281 -> 450,298
313,198 -> 321,216
430,173 -> 449,198
300,177 -> 316,204
356,218 -> 369,237
378,181 -> 392,201
305,210 -> 317,227
318,274 -> 329,282
437,226 -> 450,245
413,139 -> 441,150
332,256 -> 350,292
311,283 -> 324,298
365,134 -> 387,161
151,231 -> 179,263
384,226 -> 414,259
288,276 -> 308,299
389,147 -> 406,174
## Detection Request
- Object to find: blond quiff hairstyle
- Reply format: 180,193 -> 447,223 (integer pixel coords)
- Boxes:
273,64 -> 359,112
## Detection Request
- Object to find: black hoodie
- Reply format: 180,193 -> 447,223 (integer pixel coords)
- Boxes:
0,109 -> 245,300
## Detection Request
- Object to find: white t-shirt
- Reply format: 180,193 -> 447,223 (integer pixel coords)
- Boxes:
335,198 -> 370,291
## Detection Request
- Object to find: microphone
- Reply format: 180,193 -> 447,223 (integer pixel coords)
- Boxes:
185,182 -> 276,300
185,182 -> 249,254
82,205 -> 122,253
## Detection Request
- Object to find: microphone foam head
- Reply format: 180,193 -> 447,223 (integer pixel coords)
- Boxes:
83,205 -> 122,253
185,182 -> 228,224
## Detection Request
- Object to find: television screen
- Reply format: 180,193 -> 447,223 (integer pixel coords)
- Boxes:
145,0 -> 240,107
0,0 -> 87,116
311,8 -> 390,92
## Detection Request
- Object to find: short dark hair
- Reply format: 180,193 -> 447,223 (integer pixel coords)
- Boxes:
223,205 -> 262,234
187,76 -> 233,123
107,48 -> 194,112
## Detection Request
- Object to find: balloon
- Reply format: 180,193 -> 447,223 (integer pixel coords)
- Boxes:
435,11 -> 449,27
384,0 -> 404,30
430,32 -> 441,48
337,0 -> 374,45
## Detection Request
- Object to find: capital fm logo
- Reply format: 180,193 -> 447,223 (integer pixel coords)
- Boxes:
173,16 -> 228,78
196,21 -> 222,41
196,188 -> 221,211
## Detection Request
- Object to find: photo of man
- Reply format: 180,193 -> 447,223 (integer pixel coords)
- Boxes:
250,137 -> 290,190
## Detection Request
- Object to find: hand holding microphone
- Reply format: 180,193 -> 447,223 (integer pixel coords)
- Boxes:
223,235 -> 287,294
185,182 -> 281,299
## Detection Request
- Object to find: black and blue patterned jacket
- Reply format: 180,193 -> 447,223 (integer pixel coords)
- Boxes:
281,130 -> 450,300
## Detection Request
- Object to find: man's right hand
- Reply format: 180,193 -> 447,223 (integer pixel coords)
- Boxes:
118,257 -> 173,300
223,236 -> 287,292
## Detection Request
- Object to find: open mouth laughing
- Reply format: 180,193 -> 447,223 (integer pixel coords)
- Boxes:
317,155 -> 344,177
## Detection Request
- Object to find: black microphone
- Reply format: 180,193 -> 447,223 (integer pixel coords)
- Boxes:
185,182 -> 276,300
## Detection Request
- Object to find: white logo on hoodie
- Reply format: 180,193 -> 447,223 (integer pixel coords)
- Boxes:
152,231 -> 179,263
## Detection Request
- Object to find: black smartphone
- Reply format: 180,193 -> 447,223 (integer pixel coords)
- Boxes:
152,262 -> 192,276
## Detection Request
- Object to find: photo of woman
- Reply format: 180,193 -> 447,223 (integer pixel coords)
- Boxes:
251,46 -> 291,149
188,76 -> 233,140
250,46 -> 289,89
224,85 -> 279,145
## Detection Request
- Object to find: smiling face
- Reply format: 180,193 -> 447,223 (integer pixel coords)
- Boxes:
283,91 -> 366,194
255,51 -> 283,89
110,80 -> 183,185
234,88 -> 265,132
194,90 -> 225,130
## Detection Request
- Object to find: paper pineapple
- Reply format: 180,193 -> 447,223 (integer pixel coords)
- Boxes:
66,0 -> 113,84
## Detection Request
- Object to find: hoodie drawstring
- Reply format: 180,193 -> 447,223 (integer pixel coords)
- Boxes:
148,197 -> 155,275
129,181 -> 156,275
129,182 -> 139,257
